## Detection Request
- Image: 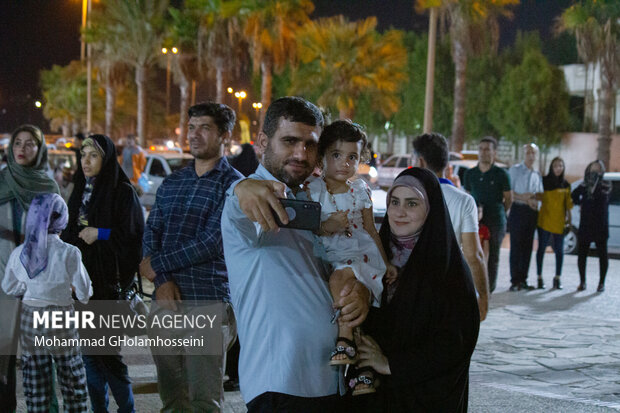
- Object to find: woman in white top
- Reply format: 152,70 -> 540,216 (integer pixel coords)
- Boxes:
2,193 -> 92,413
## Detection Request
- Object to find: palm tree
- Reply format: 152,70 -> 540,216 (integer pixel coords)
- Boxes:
92,42 -> 129,137
291,16 -> 408,121
238,0 -> 313,123
87,0 -> 169,146
558,0 -> 620,167
200,1 -> 248,104
416,0 -> 518,152
168,3 -> 203,145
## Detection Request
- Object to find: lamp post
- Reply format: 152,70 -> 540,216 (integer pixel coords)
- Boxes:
162,46 -> 178,116
252,102 -> 262,137
234,91 -> 247,114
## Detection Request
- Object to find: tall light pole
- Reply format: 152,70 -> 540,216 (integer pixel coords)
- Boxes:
252,102 -> 262,138
423,7 -> 438,133
162,46 -> 178,116
83,0 -> 92,132
234,91 -> 246,114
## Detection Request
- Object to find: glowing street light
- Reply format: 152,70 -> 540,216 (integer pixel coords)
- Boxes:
227,87 -> 233,94
162,46 -> 179,116
34,101 -> 42,108
252,102 -> 262,116
234,91 -> 247,113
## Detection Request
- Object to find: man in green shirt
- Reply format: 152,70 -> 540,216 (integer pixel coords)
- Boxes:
464,136 -> 512,292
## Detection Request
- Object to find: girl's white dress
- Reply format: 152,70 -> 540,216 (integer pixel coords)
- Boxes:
305,175 -> 384,306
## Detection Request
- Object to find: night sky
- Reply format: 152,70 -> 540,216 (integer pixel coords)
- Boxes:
0,0 -> 574,134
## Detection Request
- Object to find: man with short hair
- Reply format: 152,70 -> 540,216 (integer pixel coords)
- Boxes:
412,132 -> 488,321
507,143 -> 543,291
464,137 -> 512,293
140,102 -> 242,412
221,97 -> 370,412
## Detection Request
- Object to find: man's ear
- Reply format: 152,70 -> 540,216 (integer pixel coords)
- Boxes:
256,131 -> 268,157
221,130 -> 232,145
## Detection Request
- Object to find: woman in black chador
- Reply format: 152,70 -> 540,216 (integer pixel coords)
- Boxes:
62,134 -> 143,413
572,160 -> 611,292
354,167 -> 480,412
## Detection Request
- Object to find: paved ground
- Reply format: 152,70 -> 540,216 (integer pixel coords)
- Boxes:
15,249 -> 620,412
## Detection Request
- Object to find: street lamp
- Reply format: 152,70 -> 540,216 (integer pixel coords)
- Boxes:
162,46 -> 178,116
234,91 -> 247,114
252,102 -> 262,117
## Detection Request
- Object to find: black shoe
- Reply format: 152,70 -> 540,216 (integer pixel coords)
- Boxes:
520,282 -> 535,291
552,277 -> 562,290
509,284 -> 519,292
597,284 -> 605,292
577,283 -> 586,291
537,277 -> 545,289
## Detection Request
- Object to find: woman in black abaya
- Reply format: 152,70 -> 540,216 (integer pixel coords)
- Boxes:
355,167 -> 480,412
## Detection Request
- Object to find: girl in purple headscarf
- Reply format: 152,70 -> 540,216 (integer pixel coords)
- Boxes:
2,193 -> 92,412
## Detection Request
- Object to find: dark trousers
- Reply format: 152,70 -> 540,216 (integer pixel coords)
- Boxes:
536,228 -> 565,277
247,392 -> 341,413
83,354 -> 134,413
578,238 -> 609,286
0,355 -> 16,413
508,204 -> 538,286
486,223 -> 506,293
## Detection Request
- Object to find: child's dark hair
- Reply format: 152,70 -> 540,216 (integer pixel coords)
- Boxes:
318,120 -> 369,162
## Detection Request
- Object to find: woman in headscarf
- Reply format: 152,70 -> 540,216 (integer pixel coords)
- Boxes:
535,157 -> 573,290
2,193 -> 91,412
353,167 -> 480,412
62,134 -> 144,413
571,160 -> 611,292
0,124 -> 59,411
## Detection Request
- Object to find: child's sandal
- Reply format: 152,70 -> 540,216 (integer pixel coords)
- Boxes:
349,367 -> 379,396
329,336 -> 358,365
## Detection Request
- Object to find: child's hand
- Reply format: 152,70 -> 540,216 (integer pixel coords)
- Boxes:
321,210 -> 349,235
385,264 -> 398,285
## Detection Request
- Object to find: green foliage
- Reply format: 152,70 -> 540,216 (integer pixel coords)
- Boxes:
489,48 -> 571,149
40,62 -> 104,131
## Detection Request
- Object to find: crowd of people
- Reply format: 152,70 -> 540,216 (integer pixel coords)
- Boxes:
0,96 -> 612,412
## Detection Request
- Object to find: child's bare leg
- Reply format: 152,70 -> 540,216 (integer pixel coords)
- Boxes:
329,268 -> 365,362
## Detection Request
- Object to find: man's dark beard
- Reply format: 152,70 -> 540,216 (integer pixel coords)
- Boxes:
263,147 -> 310,188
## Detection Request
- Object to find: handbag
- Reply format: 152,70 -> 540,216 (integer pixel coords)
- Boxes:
115,256 -> 149,337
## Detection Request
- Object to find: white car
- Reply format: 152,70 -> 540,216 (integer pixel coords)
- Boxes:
140,151 -> 193,208
564,172 -> 620,254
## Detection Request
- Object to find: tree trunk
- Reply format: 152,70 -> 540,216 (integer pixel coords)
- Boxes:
178,76 -> 190,147
386,130 -> 395,155
597,59 -> 614,168
105,82 -> 116,138
62,119 -> 70,138
135,65 -> 148,147
451,35 -> 467,153
260,59 -> 273,128
215,60 -> 224,104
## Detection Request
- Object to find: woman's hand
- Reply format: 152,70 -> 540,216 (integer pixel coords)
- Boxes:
385,264 -> 398,285
321,210 -> 349,235
357,335 -> 391,375
78,227 -> 98,245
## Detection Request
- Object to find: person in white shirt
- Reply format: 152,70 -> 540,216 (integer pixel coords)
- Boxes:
411,132 -> 488,321
2,193 -> 92,413
507,143 -> 544,291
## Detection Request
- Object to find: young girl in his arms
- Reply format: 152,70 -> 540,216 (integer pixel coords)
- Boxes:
2,193 -> 92,412
304,120 -> 396,393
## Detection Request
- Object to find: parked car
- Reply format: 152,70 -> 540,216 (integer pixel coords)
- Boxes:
564,172 -> 620,254
139,151 -> 193,208
376,153 -> 505,188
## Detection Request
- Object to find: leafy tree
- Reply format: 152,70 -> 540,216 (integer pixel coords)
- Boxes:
416,0 -> 519,152
489,49 -> 571,152
291,16 -> 408,121
87,0 -> 169,146
558,0 -> 620,167
233,0 -> 313,125
40,62 -> 104,136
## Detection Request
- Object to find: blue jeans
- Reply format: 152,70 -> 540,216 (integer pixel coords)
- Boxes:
536,227 -> 564,277
82,355 -> 135,413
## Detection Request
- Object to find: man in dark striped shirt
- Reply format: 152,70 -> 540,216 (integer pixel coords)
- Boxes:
140,102 -> 242,412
